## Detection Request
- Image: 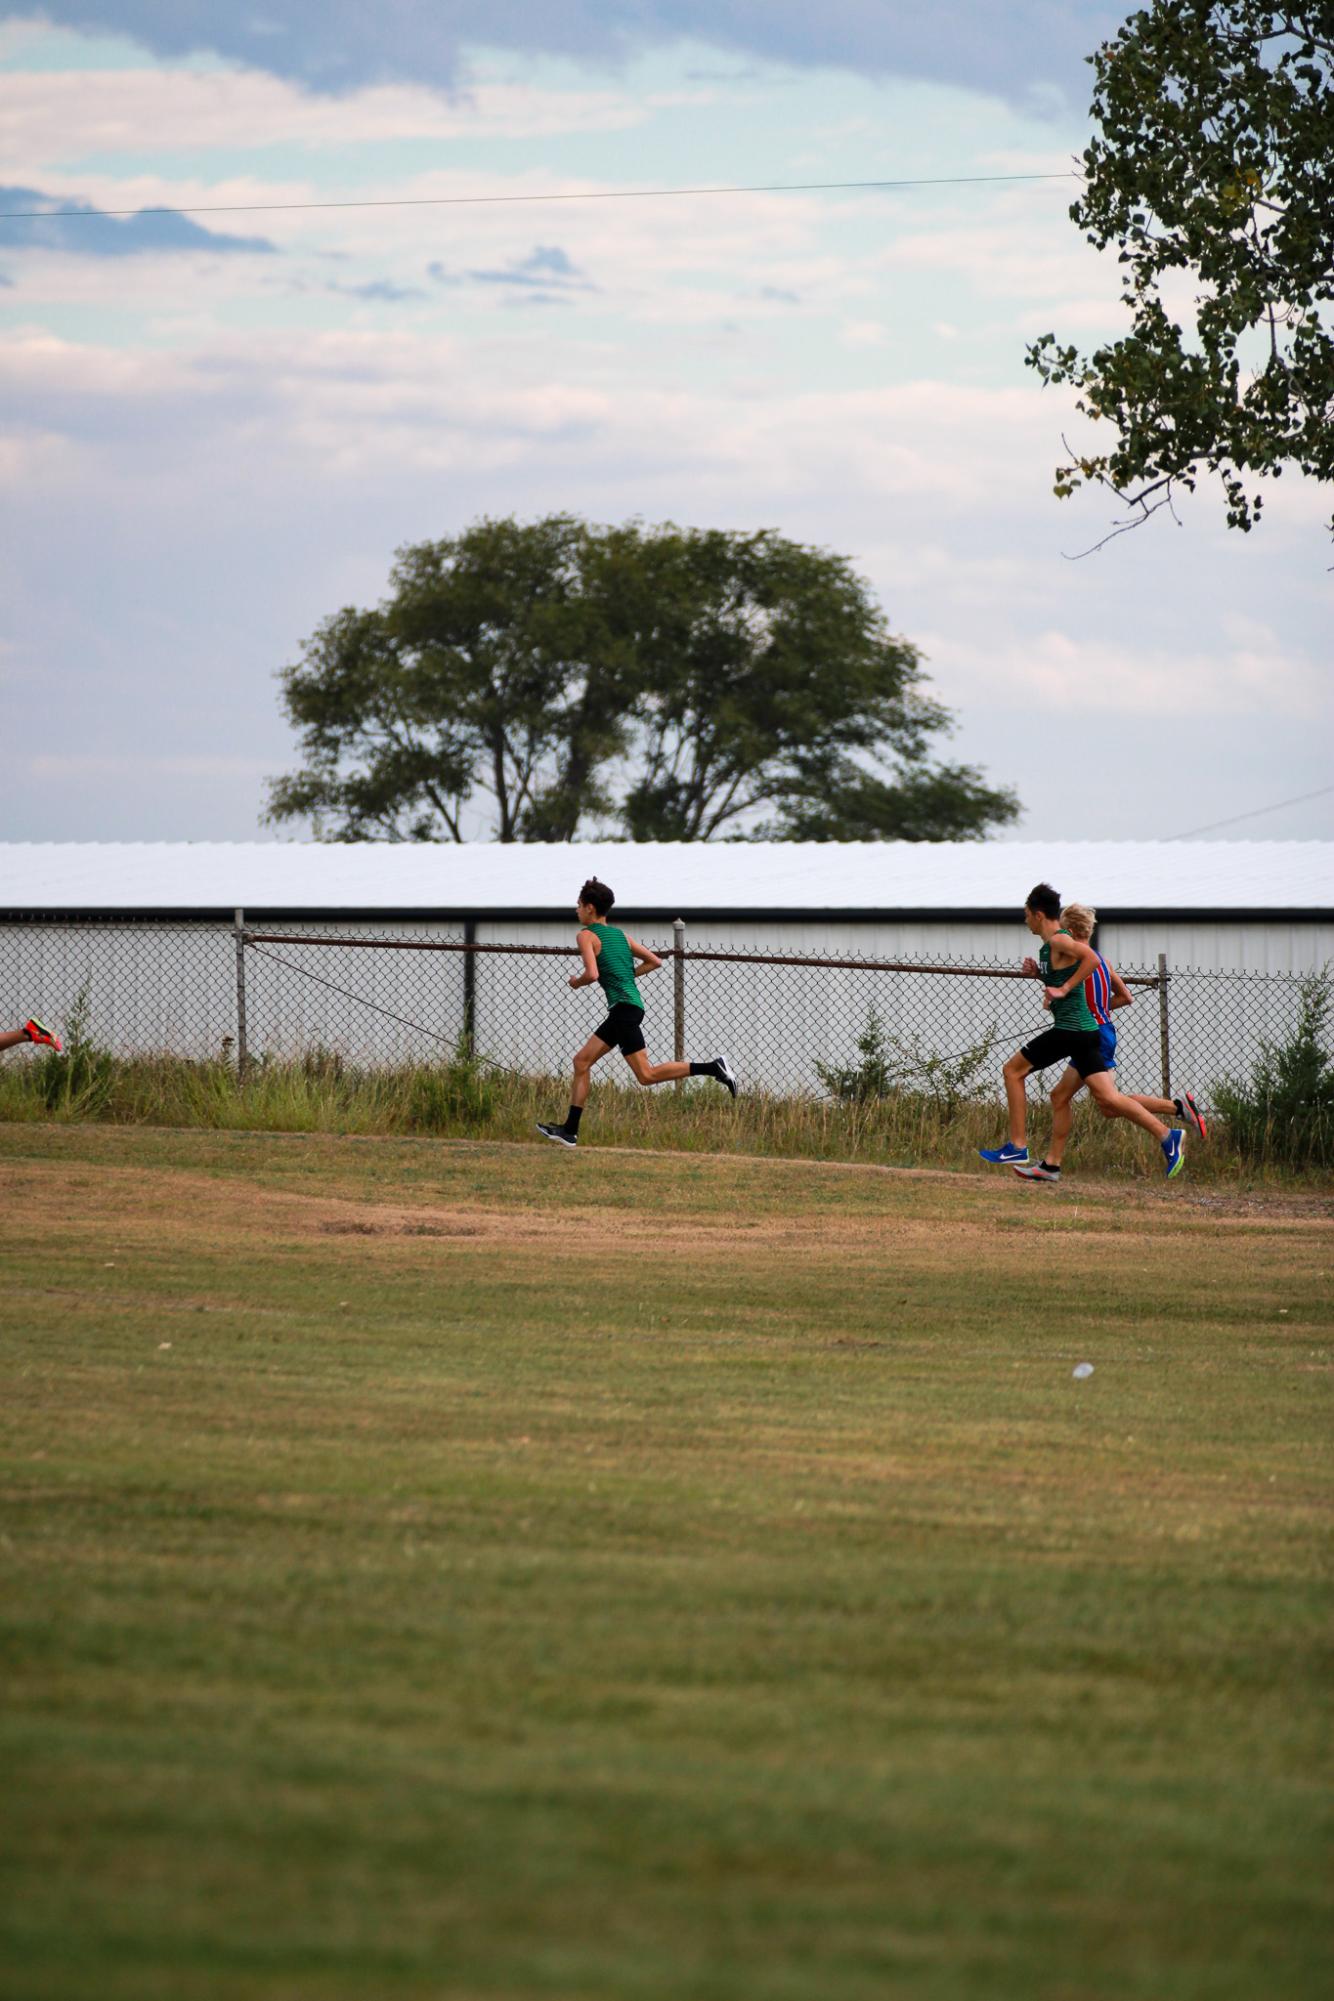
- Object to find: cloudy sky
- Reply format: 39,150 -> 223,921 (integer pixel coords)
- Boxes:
1,2 -> 1329,846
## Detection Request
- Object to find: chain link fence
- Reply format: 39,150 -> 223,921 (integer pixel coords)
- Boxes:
2,914 -> 1325,1111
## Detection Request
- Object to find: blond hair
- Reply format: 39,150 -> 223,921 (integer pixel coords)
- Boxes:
1060,901 -> 1097,940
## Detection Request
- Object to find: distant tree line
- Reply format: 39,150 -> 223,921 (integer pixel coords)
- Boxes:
266,514 -> 1019,843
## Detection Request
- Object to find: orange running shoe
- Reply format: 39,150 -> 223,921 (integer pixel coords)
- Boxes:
23,1017 -> 63,1053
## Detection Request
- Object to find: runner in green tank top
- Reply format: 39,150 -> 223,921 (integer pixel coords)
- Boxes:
977,882 -> 1186,1180
585,920 -> 642,1012
1039,933 -> 1099,1032
537,877 -> 738,1148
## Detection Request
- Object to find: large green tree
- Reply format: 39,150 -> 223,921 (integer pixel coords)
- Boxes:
594,523 -> 1016,842
1027,1 -> 1334,541
266,515 -> 631,842
266,515 -> 1018,843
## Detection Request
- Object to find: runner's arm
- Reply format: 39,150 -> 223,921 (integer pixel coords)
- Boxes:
627,937 -> 663,975
569,929 -> 601,990
1108,968 -> 1134,1013
1043,936 -> 1099,1005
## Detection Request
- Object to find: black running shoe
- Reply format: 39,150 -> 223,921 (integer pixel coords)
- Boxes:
713,1055 -> 738,1098
536,1121 -> 578,1148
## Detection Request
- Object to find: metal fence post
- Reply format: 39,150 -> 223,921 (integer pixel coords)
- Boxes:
462,918 -> 477,1059
1157,951 -> 1171,1098
673,917 -> 686,1090
233,908 -> 249,1081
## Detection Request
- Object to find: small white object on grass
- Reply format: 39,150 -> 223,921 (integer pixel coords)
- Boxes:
1072,1362 -> 1095,1380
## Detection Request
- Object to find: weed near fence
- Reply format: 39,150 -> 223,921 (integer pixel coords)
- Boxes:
1,1042 -> 1328,1186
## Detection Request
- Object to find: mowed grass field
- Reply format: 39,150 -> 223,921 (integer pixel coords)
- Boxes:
1,1123 -> 1331,2001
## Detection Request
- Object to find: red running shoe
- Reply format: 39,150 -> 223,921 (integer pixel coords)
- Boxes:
23,1017 -> 63,1053
1175,1091 -> 1207,1139
1176,1096 -> 1208,1144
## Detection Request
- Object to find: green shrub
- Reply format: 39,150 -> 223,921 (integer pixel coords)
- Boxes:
1214,968 -> 1334,1169
815,1007 -> 896,1102
816,1008 -> 998,1115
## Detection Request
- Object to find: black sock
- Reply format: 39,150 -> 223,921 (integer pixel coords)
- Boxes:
1040,1159 -> 1060,1172
565,1105 -> 582,1133
688,1059 -> 718,1079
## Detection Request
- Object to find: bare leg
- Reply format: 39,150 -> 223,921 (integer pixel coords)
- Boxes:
1045,1065 -> 1081,1167
570,1034 -> 612,1109
624,1049 -> 691,1088
1002,1051 -> 1033,1147
1046,1075 -> 1178,1169
0,1029 -> 26,1053
1085,1070 -> 1169,1140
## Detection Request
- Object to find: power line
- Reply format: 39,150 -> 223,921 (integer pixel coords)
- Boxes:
1166,783 -> 1334,841
0,170 -> 1076,224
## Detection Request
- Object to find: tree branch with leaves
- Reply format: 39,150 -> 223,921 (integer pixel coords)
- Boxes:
1028,0 -> 1334,546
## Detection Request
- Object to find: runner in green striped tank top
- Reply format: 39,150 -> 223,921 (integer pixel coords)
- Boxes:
585,920 -> 642,1012
1039,932 -> 1099,1033
536,877 -> 738,1148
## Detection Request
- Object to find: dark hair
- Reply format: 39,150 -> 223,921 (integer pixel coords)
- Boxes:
579,877 -> 615,917
1025,882 -> 1061,919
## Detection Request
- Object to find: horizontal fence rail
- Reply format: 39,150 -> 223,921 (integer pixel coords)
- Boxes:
244,931 -> 1164,984
1,913 -> 1326,1113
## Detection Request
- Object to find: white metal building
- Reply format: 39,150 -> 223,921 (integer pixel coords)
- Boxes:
3,840 -> 1331,971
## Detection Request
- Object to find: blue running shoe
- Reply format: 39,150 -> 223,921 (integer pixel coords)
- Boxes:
979,1142 -> 1029,1166
1162,1129 -> 1185,1178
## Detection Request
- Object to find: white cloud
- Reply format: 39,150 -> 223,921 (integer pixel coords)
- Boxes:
883,209 -> 1102,302
923,624 -> 1325,722
0,325 -> 988,467
0,66 -> 646,174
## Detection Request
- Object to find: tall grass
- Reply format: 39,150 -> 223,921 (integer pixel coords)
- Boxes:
0,1043 -> 1323,1184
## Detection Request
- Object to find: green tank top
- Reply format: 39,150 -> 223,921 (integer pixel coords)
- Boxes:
587,922 -> 642,1011
1041,933 -> 1098,1032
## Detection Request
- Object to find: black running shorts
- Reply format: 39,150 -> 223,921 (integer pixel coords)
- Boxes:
591,1002 -> 647,1055
1020,1027 -> 1109,1079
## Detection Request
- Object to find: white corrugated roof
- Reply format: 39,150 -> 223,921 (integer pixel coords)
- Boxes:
1,841 -> 1330,912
